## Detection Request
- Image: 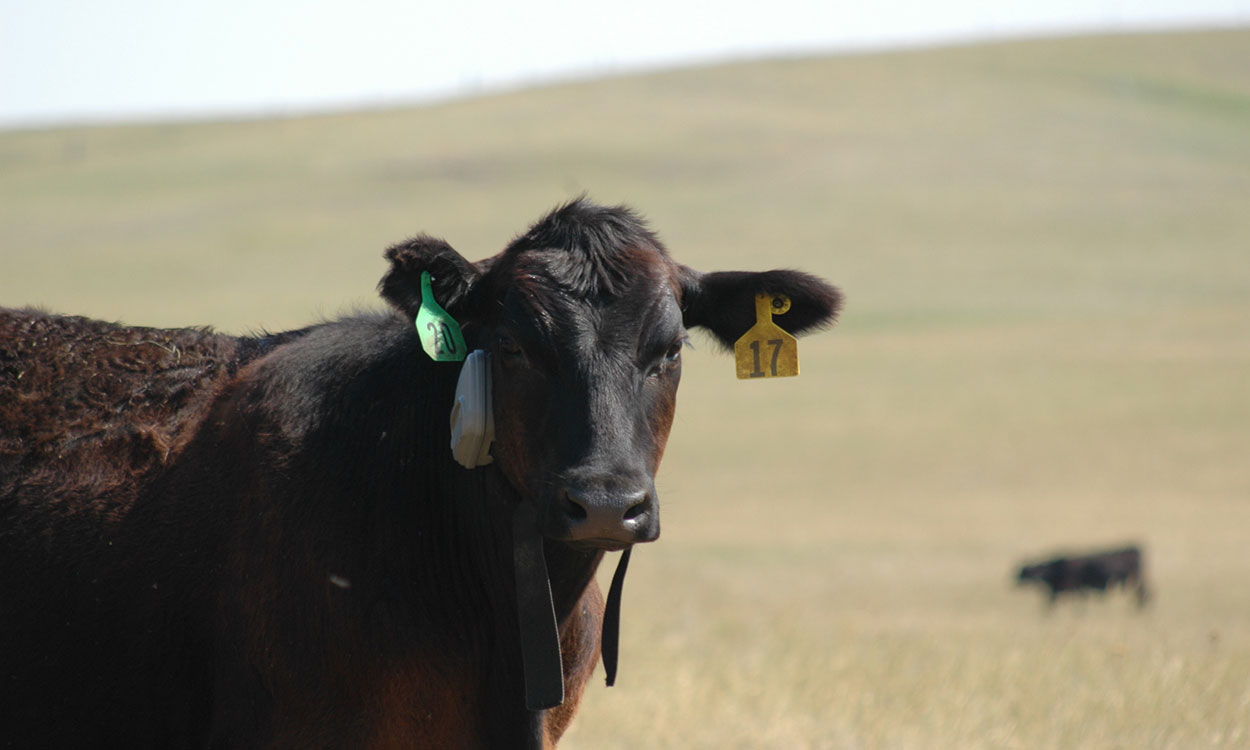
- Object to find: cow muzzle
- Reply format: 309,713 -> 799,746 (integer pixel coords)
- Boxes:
550,481 -> 660,549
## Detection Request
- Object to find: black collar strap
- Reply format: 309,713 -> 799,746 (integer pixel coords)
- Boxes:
512,503 -> 633,711
601,546 -> 631,687
513,503 -> 565,710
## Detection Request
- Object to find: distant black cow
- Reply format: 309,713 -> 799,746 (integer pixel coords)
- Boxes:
0,200 -> 841,749
1016,545 -> 1149,608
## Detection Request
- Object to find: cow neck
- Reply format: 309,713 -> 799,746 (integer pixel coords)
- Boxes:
511,504 -> 632,711
540,539 -> 628,686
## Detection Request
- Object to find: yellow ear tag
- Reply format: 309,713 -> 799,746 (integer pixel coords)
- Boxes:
734,293 -> 799,379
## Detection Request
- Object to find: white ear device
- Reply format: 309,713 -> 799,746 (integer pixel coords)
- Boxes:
450,349 -> 495,468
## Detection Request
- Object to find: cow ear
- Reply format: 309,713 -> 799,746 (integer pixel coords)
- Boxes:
679,267 -> 843,349
379,235 -> 482,320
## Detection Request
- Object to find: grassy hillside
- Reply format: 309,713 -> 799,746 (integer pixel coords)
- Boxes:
3,28 -> 1249,748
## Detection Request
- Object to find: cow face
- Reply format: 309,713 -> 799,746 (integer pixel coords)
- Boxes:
483,248 -> 682,550
381,200 -> 841,551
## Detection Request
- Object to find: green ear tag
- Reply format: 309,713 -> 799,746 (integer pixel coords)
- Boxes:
416,271 -> 468,362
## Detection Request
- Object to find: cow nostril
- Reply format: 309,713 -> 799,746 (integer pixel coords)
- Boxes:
560,492 -> 588,522
622,496 -> 650,522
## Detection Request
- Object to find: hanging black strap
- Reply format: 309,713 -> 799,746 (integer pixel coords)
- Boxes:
513,503 -> 565,711
601,546 -> 632,687
512,501 -> 635,707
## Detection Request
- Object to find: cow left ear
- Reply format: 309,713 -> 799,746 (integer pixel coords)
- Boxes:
678,266 -> 843,348
379,235 -> 483,320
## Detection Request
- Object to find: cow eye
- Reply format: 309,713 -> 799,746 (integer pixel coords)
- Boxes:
497,333 -> 527,366
647,339 -> 684,379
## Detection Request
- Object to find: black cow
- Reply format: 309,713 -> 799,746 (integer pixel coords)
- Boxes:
0,200 -> 841,748
1016,545 -> 1149,608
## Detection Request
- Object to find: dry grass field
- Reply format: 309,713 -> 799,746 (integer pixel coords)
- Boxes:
3,28 -> 1249,748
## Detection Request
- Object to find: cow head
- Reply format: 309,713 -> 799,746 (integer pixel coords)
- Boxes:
1018,561 -> 1059,587
380,200 -> 841,551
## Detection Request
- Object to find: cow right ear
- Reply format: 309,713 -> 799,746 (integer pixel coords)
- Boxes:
678,265 -> 843,349
379,236 -> 482,320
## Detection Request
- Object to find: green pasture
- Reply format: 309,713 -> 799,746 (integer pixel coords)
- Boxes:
3,27 -> 1249,748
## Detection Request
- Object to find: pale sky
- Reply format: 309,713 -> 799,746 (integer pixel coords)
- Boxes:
2,0 -> 1248,129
